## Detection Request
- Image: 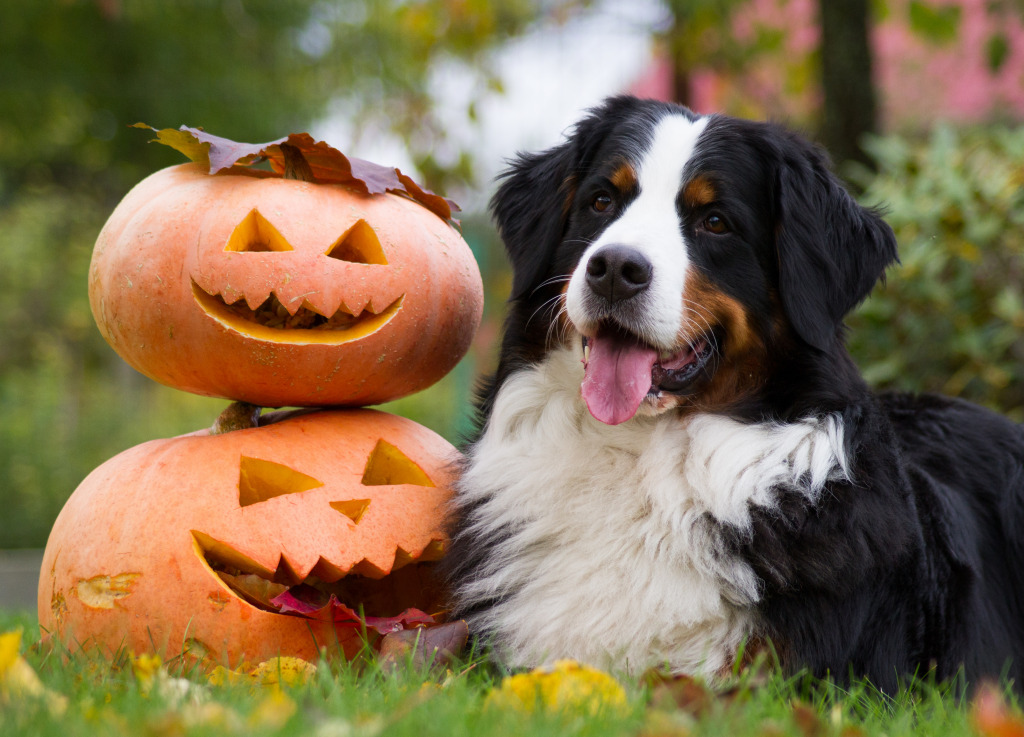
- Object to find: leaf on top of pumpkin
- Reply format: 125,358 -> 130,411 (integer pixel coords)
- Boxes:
133,123 -> 459,224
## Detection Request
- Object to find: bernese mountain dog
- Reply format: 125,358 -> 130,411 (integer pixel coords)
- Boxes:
444,95 -> 1024,692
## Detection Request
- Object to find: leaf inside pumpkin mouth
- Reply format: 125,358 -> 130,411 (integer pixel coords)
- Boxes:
191,281 -> 403,344
191,531 -> 445,633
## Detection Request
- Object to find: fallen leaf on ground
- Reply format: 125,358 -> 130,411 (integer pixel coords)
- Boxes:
791,700 -> 826,737
644,672 -> 715,717
972,681 -> 1024,737
131,652 -> 206,705
485,660 -> 628,716
0,629 -> 67,715
378,619 -> 469,672
208,655 -> 317,690
247,689 -> 298,729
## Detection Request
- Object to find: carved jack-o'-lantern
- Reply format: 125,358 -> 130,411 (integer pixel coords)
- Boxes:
37,409 -> 455,666
89,162 -> 483,407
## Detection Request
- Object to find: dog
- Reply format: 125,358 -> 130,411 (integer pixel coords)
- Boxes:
443,95 -> 1024,691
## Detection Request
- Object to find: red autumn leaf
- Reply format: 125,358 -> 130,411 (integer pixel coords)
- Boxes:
972,682 -> 1024,737
269,586 -> 435,636
132,123 -> 459,224
365,609 -> 435,635
270,585 -> 337,615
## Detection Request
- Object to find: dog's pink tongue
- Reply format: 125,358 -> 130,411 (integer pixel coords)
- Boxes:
581,333 -> 658,425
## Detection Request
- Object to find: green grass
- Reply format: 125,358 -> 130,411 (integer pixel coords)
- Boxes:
0,608 -> 1013,737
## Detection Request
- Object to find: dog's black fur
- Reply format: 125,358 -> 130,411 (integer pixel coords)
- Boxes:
445,96 -> 1024,691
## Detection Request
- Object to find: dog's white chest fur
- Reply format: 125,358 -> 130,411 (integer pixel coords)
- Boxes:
456,347 -> 850,675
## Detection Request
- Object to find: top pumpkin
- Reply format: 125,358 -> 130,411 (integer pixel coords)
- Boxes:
89,163 -> 483,407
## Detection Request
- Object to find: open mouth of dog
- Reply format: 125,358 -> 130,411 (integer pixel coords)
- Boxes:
580,322 -> 717,425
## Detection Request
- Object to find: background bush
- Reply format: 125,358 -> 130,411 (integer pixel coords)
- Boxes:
847,124 -> 1024,420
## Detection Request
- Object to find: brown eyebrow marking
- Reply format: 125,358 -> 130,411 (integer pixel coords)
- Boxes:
683,175 -> 717,208
609,161 -> 638,193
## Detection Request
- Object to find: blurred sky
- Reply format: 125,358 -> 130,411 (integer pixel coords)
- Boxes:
314,0 -> 666,212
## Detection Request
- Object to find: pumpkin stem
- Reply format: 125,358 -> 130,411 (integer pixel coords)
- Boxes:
211,401 -> 263,434
281,143 -> 316,182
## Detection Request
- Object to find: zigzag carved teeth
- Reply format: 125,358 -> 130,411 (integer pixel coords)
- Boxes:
191,280 -> 403,335
195,535 -> 446,615
194,533 -> 444,586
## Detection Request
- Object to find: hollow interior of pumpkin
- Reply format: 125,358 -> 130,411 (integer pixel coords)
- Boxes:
195,535 -> 445,619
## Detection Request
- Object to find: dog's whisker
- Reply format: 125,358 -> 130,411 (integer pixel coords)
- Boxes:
526,293 -> 566,331
531,275 -> 572,295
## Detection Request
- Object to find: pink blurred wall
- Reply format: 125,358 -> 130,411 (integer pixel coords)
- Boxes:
630,0 -> 1024,128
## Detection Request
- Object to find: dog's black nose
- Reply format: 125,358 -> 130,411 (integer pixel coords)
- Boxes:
585,245 -> 652,304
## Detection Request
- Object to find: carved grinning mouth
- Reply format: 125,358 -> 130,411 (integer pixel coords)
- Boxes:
191,531 -> 445,621
192,281 -> 404,345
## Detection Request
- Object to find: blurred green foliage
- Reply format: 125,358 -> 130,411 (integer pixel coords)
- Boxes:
847,124 -> 1024,420
1,0 -> 1023,552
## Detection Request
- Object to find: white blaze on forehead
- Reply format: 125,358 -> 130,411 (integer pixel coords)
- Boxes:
566,113 -> 710,348
636,113 -> 710,203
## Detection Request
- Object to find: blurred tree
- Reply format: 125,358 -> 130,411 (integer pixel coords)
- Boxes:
658,0 -> 748,108
819,0 -> 877,170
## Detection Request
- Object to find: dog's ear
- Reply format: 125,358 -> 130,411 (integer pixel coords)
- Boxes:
773,134 -> 898,351
490,141 -> 579,302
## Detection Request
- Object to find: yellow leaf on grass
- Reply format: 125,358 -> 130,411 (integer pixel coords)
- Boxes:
208,656 -> 316,690
0,629 -> 68,715
247,690 -> 297,730
0,630 -> 21,673
250,656 -> 317,687
207,664 -> 247,688
131,652 -> 164,689
485,660 -> 628,716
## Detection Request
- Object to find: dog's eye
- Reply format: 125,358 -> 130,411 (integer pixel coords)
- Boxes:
592,194 -> 613,213
704,214 -> 728,234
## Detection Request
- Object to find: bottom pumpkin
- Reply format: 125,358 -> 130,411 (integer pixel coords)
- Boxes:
37,408 -> 457,668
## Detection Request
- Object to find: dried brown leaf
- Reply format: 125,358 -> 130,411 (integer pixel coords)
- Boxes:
644,671 -> 715,717
133,124 -> 459,224
378,620 -> 469,672
791,700 -> 826,737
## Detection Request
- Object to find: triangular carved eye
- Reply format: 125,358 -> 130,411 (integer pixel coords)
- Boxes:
225,209 -> 294,252
238,456 -> 324,507
326,219 -> 388,265
360,439 -> 435,486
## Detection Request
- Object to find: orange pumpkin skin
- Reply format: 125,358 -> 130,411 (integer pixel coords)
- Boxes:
37,409 -> 455,666
89,163 -> 483,407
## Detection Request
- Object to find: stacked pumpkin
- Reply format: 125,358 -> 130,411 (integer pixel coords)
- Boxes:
37,130 -> 483,667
